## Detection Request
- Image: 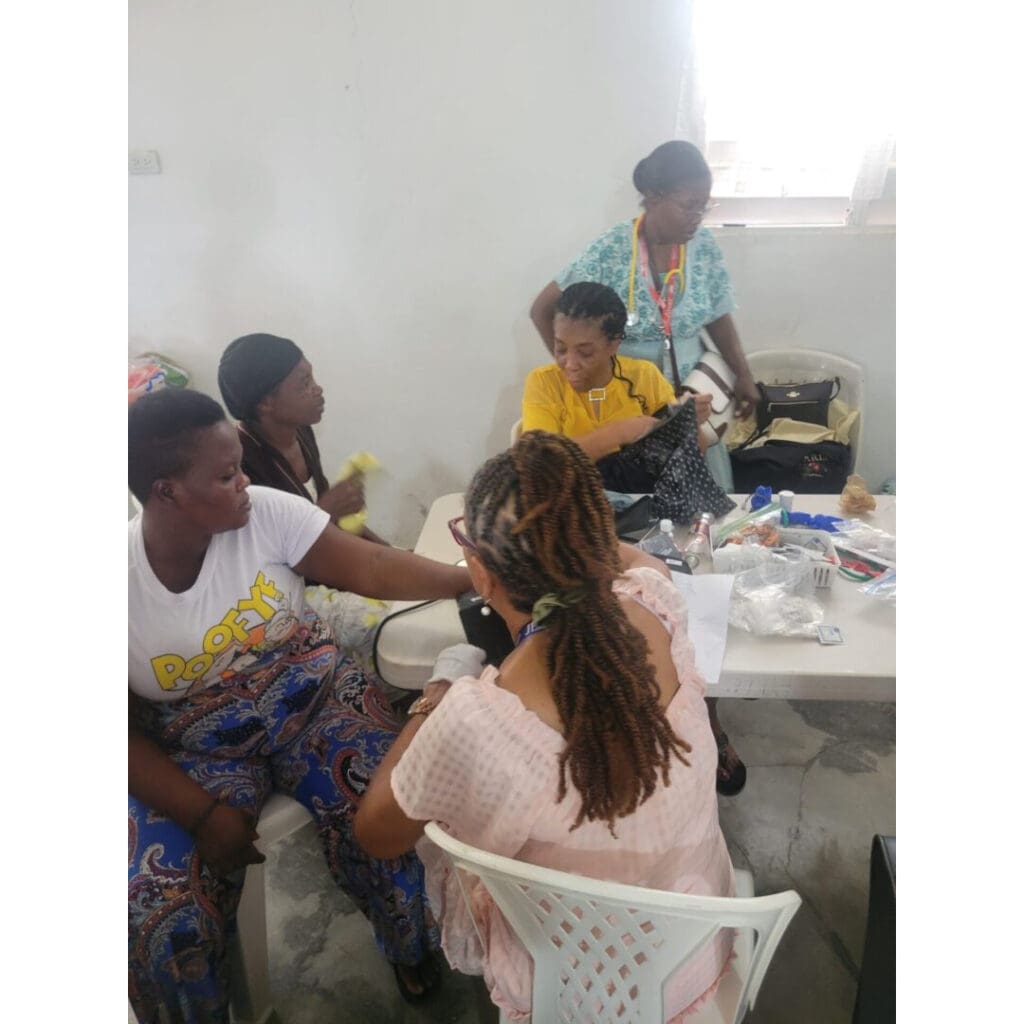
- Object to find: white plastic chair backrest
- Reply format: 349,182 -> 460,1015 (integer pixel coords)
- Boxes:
424,822 -> 800,1024
745,348 -> 865,474
510,419 -> 524,446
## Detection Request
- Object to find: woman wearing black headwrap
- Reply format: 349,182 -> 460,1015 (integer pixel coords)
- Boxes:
219,334 -> 389,668
218,333 -> 383,543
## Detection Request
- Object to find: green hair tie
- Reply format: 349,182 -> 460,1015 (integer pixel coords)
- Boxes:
531,587 -> 588,625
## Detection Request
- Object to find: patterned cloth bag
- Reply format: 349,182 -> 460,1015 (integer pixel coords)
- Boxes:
616,400 -> 736,523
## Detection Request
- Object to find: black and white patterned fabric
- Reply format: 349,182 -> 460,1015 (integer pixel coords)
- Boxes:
612,400 -> 736,523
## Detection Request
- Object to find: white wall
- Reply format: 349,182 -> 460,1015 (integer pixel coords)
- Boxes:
129,0 -> 895,545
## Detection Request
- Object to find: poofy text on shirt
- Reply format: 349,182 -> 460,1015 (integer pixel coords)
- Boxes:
150,571 -> 300,693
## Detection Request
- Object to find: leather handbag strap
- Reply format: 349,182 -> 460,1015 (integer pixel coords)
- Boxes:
691,357 -> 735,414
666,338 -> 684,396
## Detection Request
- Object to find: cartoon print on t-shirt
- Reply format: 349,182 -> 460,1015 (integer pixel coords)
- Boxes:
149,570 -> 301,695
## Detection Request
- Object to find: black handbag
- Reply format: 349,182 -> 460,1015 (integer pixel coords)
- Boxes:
730,439 -> 852,494
756,377 -> 840,431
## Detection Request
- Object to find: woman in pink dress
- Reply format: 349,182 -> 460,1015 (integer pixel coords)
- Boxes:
355,430 -> 735,1021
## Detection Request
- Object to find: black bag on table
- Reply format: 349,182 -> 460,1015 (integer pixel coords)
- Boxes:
730,439 -> 851,494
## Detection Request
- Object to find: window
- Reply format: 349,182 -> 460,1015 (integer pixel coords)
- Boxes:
679,0 -> 895,227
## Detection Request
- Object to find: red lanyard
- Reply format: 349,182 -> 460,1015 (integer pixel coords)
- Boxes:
637,231 -> 684,342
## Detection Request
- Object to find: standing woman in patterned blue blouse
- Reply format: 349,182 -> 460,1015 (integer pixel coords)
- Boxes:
530,140 -> 759,492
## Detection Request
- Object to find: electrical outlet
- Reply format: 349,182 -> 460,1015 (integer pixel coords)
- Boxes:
129,150 -> 161,175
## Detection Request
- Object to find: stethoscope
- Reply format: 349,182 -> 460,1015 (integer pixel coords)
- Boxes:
625,214 -> 686,328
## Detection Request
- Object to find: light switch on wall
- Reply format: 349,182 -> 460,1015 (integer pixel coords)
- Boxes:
129,150 -> 161,175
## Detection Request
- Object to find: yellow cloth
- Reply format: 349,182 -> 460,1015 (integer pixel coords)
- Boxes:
724,397 -> 860,449
522,356 -> 676,439
335,451 -> 381,533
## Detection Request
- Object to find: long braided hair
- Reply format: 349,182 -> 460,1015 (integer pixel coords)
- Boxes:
464,430 -> 691,832
556,282 -> 652,413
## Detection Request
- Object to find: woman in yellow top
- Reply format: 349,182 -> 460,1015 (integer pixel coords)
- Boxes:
522,281 -> 735,526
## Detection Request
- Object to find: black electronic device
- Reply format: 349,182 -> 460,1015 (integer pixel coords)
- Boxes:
457,590 -> 514,667
660,555 -> 691,575
614,494 -> 656,541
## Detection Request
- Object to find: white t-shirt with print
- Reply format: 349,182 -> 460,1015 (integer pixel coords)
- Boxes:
128,485 -> 330,702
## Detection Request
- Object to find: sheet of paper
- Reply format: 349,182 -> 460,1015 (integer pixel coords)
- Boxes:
670,571 -> 735,686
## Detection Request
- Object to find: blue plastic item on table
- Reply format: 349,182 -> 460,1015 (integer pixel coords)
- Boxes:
750,486 -> 774,510
785,511 -> 843,532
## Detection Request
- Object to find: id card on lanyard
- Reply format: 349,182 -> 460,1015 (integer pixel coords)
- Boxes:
638,234 -> 686,395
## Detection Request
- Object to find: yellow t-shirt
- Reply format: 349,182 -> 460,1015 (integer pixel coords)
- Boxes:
521,355 -> 676,439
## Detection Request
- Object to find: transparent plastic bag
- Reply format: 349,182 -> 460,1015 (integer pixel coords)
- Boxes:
728,556 -> 824,637
859,567 -> 896,602
128,352 -> 190,404
832,518 -> 897,563
713,504 -> 783,547
712,536 -> 775,574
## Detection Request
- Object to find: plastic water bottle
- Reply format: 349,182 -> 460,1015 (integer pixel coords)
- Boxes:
682,513 -> 714,574
639,519 -> 682,560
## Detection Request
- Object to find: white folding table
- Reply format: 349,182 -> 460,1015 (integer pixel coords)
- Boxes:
375,493 -> 896,702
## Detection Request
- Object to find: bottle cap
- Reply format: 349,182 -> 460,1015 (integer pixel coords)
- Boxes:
659,519 -> 673,532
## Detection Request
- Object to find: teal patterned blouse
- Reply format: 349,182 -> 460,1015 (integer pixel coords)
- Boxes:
556,220 -> 737,490
556,221 -> 736,378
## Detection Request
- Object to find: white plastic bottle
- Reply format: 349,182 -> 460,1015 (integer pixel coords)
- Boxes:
639,519 -> 682,559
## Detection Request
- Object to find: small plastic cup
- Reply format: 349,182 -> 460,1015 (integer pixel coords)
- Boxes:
778,490 -> 795,512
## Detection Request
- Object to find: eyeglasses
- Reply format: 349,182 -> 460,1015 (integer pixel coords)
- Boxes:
673,199 -> 719,217
447,515 -> 477,551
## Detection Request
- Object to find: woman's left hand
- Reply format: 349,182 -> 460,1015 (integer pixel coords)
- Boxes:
733,373 -> 760,419
319,478 -> 366,519
692,392 -> 713,424
673,391 -> 712,425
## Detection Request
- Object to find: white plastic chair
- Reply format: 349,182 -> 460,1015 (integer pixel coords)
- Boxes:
510,418 -> 524,445
745,349 -> 865,474
424,821 -> 800,1024
229,794 -> 314,1024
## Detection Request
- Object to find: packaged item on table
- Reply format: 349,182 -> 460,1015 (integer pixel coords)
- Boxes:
128,352 -> 190,404
639,519 -> 683,560
860,567 -> 896,601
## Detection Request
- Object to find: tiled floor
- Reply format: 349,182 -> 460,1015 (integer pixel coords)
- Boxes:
260,698 -> 895,1024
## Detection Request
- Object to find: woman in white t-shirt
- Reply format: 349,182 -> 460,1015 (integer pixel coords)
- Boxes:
128,389 -> 470,1022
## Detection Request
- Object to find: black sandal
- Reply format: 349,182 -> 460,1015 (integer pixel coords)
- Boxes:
392,954 -> 442,1004
716,731 -> 747,796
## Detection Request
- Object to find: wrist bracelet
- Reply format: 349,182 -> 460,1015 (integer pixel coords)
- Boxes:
187,795 -> 221,836
406,694 -> 441,719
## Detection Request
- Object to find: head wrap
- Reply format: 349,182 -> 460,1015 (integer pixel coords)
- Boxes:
217,333 -> 304,420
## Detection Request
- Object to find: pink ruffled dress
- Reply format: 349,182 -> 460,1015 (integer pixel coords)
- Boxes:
391,567 -> 735,1021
